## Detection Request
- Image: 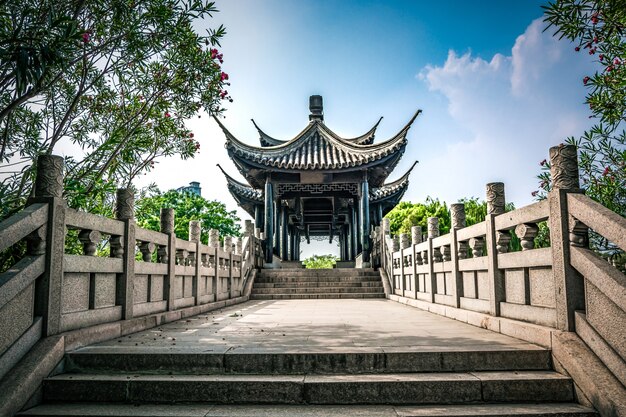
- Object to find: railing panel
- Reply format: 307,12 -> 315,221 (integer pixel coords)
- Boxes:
568,193 -> 626,251
456,221 -> 486,241
65,208 -> 124,236
494,200 -> 549,231
0,204 -> 48,252
135,227 -> 168,246
497,248 -> 552,269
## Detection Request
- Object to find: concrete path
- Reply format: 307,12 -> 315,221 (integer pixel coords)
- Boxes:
85,299 -> 542,354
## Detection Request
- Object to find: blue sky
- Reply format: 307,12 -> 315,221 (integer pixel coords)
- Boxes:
136,1 -> 597,255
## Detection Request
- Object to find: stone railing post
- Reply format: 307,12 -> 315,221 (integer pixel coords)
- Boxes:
161,208 -> 176,311
427,217 -> 438,302
399,233 -> 410,294
450,203 -> 465,308
223,236 -> 233,298
115,188 -> 135,319
189,220 -> 201,305
548,144 -> 585,331
30,155 -> 66,336
209,229 -> 220,299
485,182 -> 506,316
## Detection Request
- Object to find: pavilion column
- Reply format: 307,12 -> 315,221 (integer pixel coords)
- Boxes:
264,179 -> 274,263
377,205 -> 384,227
360,178 -> 371,264
281,205 -> 288,260
273,200 -> 280,257
254,205 -> 263,231
351,203 -> 358,260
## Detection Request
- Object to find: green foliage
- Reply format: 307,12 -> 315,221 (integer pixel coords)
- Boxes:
134,189 -> 241,243
385,197 -> 451,237
302,254 -> 339,269
0,0 -> 231,219
538,0 -> 625,256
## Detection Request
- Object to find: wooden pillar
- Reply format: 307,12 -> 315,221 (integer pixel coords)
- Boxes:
281,205 -> 288,260
264,179 -> 274,263
254,205 -> 263,231
360,178 -> 370,264
351,203 -> 358,259
377,205 -> 384,227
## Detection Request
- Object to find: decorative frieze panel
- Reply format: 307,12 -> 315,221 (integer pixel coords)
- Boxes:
276,183 -> 358,197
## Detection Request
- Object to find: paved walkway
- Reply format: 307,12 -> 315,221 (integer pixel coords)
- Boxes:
85,299 -> 542,353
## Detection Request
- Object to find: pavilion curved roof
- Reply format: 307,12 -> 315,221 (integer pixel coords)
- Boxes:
252,117 -> 383,147
216,110 -> 420,188
217,165 -> 262,217
370,161 -> 417,203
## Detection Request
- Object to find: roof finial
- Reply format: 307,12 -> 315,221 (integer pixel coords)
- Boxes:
309,95 -> 323,121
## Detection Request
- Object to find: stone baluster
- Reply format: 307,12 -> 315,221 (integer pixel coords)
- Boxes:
421,249 -> 429,265
469,237 -> 484,257
26,227 -> 46,256
223,235 -> 233,253
440,245 -> 451,262
78,230 -> 101,256
549,144 -> 585,331
176,249 -> 188,266
189,220 -> 201,242
392,235 -> 400,252
236,237 -> 243,255
139,242 -> 155,262
515,223 -> 539,251
399,233 -> 410,249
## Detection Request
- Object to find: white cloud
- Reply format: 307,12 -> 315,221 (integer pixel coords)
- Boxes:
411,18 -> 596,206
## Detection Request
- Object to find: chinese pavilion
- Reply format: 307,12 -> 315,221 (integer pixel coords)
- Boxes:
216,95 -> 419,265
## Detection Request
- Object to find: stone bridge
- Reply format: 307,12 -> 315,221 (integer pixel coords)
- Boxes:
0,145 -> 624,416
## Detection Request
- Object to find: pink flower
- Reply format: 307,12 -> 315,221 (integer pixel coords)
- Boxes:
531,191 -> 538,197
574,46 -> 580,52
583,76 -> 590,85
220,90 -> 227,99
220,72 -> 229,81
540,159 -> 547,166
82,32 -> 90,43
210,48 -> 218,59
602,167 -> 610,176
164,112 -> 171,118
189,132 -> 194,138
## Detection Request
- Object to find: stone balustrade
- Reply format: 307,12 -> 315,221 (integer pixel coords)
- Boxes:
0,155 -> 264,384
374,145 -> 625,390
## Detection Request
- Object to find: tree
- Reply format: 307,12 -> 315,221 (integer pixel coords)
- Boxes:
0,0 -> 231,219
537,0 -> 625,256
134,189 -> 241,244
302,254 -> 339,269
385,197 -> 451,237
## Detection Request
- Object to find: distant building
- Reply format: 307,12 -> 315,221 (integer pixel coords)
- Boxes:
177,181 -> 201,196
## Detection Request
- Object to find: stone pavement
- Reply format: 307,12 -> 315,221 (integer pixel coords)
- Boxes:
85,299 -> 541,354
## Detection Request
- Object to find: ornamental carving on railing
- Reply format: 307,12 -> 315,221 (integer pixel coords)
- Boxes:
515,223 -> 538,251
139,241 -> 155,262
550,144 -> 580,190
116,189 -> 134,220
26,226 -> 46,255
78,230 -> 101,256
189,220 -> 201,242
209,229 -> 220,248
427,217 -> 439,239
160,208 -> 175,234
450,203 -> 466,229
35,155 -> 64,198
110,236 -> 124,259
486,182 -> 505,215
469,237 -> 484,257
568,215 -> 589,247
411,226 -> 422,245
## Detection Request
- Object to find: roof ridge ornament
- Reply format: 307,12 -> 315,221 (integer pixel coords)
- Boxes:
309,95 -> 323,121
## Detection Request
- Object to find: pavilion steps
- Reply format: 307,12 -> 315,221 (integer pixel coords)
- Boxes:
21,349 -> 597,416
251,268 -> 385,300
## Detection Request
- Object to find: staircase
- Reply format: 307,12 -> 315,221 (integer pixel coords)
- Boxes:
21,345 -> 595,416
251,268 -> 386,299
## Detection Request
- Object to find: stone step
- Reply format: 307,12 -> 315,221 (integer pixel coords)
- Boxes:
255,276 -> 382,283
18,403 -> 599,416
65,348 -> 552,375
42,371 -> 574,405
254,281 -> 383,288
252,286 -> 385,294
258,270 -> 379,277
250,293 -> 386,300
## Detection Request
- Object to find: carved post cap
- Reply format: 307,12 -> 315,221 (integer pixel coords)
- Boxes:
236,237 -> 243,254
550,144 -> 580,190
189,220 -> 201,242
209,229 -> 220,248
392,235 -> 400,252
223,235 -> 233,253
411,226 -> 422,245
382,218 -> 391,236
450,203 -> 466,229
160,208 -> 175,234
115,188 -> 134,220
399,233 -> 410,249
486,182 -> 506,215
427,217 -> 439,238
244,220 -> 254,236
35,154 -> 64,198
